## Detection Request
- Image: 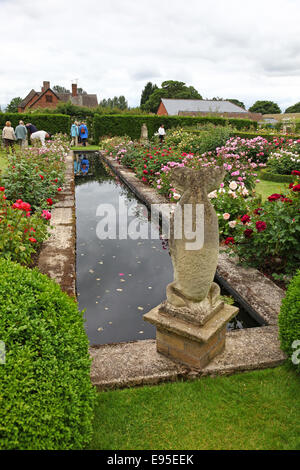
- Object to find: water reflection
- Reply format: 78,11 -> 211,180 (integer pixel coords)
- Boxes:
75,153 -> 259,346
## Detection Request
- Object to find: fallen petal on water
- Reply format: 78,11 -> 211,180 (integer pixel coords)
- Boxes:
138,306 -> 144,311
97,327 -> 103,332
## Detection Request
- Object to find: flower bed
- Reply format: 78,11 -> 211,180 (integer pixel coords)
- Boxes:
0,134 -> 70,265
103,134 -> 300,283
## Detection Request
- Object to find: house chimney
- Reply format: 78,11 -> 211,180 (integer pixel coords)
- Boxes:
72,83 -> 78,97
42,81 -> 50,92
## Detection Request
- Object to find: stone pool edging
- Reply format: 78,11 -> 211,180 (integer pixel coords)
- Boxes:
88,152 -> 286,390
37,152 -> 76,298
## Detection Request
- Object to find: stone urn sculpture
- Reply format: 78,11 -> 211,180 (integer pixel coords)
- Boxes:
144,166 -> 238,369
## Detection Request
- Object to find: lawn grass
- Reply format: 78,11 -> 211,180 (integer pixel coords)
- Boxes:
254,179 -> 287,201
90,365 -> 300,450
71,145 -> 100,151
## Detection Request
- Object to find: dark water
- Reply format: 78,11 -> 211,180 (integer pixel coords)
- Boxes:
75,153 -> 260,346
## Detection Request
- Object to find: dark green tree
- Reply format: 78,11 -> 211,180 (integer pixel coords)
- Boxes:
284,102 -> 300,113
226,99 -> 246,110
99,96 -> 128,110
53,85 -> 70,93
143,80 -> 202,113
140,82 -> 158,107
5,97 -> 23,113
249,100 -> 281,114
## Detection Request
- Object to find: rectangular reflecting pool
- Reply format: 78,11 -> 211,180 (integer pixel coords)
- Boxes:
75,153 -> 261,346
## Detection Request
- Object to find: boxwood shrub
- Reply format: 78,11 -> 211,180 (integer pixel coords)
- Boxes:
93,114 -> 257,142
279,270 -> 300,373
0,259 -> 96,450
0,113 -> 71,136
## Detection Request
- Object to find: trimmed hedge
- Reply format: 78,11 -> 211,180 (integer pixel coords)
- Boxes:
279,271 -> 300,374
0,259 -> 96,450
0,113 -> 71,136
93,114 -> 257,142
185,130 -> 300,141
259,169 -> 295,183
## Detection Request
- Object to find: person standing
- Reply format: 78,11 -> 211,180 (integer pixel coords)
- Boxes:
70,121 -> 79,147
158,124 -> 166,144
2,121 -> 16,154
15,120 -> 28,149
78,122 -> 88,147
30,130 -> 51,147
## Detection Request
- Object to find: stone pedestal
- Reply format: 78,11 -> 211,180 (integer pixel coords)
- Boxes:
144,303 -> 238,369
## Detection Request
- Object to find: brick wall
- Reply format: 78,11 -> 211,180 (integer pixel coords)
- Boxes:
157,101 -> 168,116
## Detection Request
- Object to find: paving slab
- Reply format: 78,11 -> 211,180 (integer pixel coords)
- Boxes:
89,326 -> 286,390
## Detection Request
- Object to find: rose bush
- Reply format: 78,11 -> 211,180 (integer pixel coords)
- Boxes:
1,134 -> 68,210
0,187 -> 50,265
225,174 -> 300,279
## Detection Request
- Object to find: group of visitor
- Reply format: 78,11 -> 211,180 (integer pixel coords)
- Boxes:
70,121 -> 88,147
1,121 -> 51,153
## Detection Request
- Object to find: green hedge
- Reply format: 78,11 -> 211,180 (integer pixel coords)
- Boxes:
0,259 -> 96,450
229,131 -> 300,141
93,114 -> 257,142
279,270 -> 300,374
185,130 -> 300,141
259,169 -> 295,183
0,113 -> 71,136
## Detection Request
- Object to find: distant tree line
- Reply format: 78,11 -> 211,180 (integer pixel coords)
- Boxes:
2,80 -> 300,115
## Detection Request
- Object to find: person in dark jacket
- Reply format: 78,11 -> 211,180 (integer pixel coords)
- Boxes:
25,123 -> 38,135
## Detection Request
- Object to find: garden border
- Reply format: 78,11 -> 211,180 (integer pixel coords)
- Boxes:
89,152 -> 286,390
37,152 -> 76,298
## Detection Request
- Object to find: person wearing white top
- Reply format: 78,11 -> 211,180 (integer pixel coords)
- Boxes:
30,130 -> 51,147
158,124 -> 166,144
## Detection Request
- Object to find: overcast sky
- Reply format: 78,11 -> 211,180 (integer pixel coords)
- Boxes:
1,0 -> 300,111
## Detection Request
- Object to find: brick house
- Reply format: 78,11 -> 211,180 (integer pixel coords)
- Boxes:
157,98 -> 262,121
18,81 -> 98,112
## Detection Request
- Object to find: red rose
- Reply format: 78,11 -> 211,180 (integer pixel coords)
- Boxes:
244,228 -> 253,238
241,214 -> 251,224
47,198 -> 53,206
0,187 -> 5,192
39,174 -> 44,180
254,208 -> 263,215
256,221 -> 267,232
292,184 -> 300,192
20,202 -> 31,212
143,170 -> 148,174
268,193 -> 283,201
291,170 -> 300,175
29,237 -> 37,243
289,183 -> 294,189
225,237 -> 235,245
57,187 -> 62,192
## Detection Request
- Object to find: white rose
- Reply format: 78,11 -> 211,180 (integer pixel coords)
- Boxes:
229,181 -> 238,190
229,220 -> 237,228
223,213 -> 230,220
